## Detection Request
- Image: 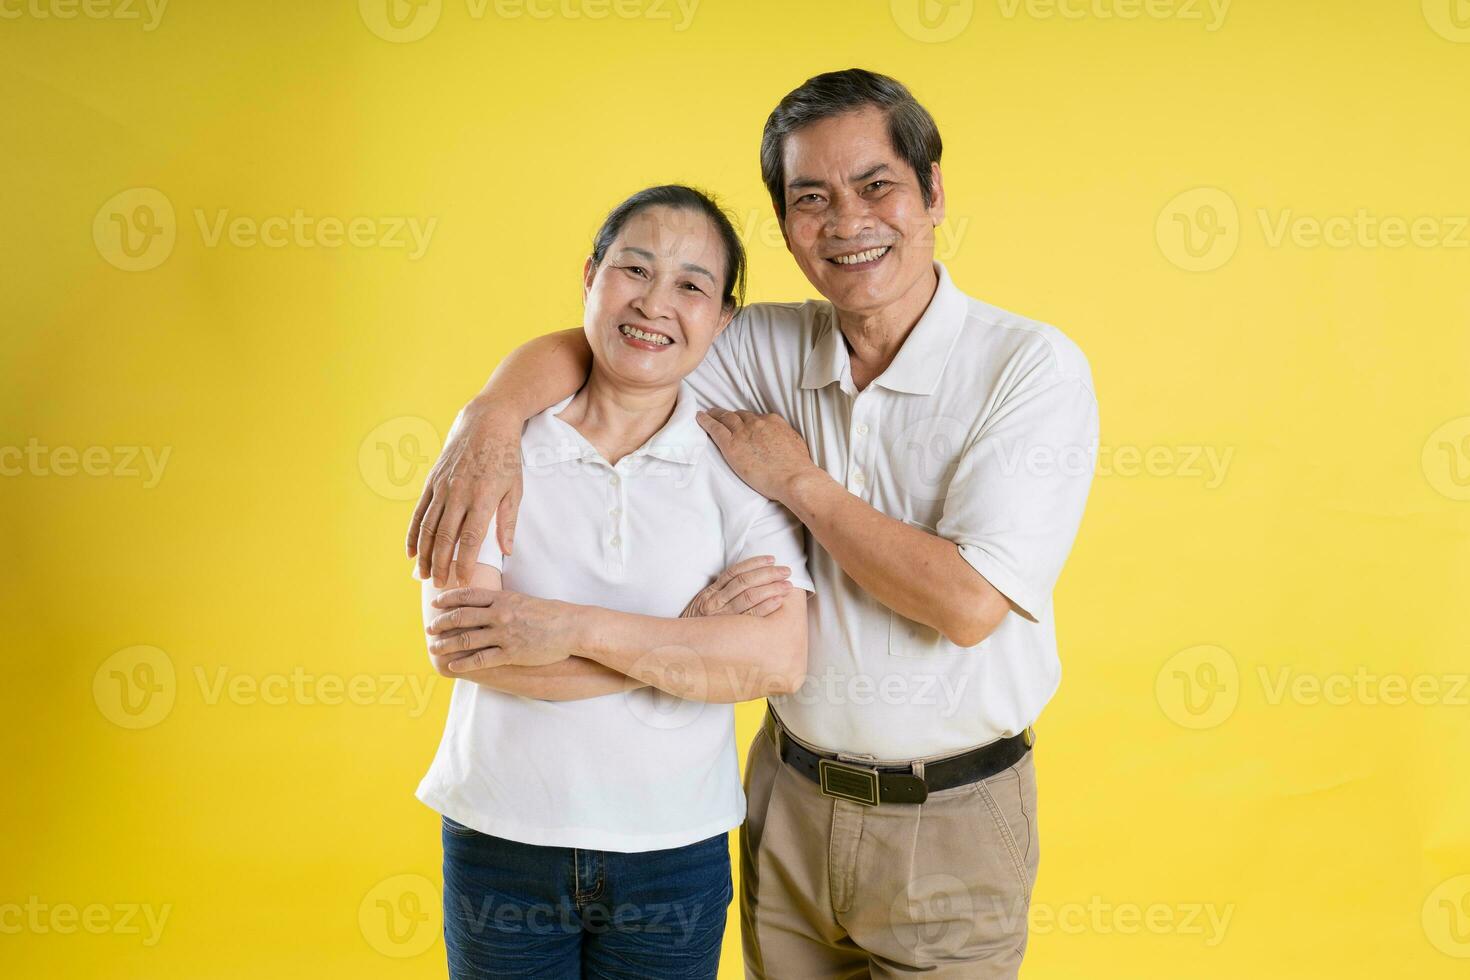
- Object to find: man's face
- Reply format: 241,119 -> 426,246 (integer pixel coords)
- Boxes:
779,106 -> 943,317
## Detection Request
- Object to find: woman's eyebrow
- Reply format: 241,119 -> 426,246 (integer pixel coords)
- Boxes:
616,246 -> 715,283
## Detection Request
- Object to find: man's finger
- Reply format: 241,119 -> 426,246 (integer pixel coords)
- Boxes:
430,485 -> 472,587
415,492 -> 448,581
496,471 -> 523,557
406,480 -> 436,558
452,487 -> 497,585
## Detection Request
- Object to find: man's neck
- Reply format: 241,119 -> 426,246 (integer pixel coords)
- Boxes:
833,265 -> 940,390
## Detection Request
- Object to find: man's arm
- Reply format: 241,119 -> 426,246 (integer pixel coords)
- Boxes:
694,409 -> 1009,647
429,589 -> 810,703
408,328 -> 591,586
422,560 -> 637,701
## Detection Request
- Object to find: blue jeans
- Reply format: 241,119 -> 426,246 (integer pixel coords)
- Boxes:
440,816 -> 731,979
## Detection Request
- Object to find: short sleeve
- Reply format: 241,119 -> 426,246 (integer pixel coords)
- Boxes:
686,310 -> 767,414
938,378 -> 1098,621
728,499 -> 815,595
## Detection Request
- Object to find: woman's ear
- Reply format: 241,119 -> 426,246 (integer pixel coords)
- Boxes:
582,256 -> 597,300
713,302 -> 736,339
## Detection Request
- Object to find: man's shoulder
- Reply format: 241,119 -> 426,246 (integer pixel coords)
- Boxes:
956,292 -> 1094,393
728,298 -> 828,346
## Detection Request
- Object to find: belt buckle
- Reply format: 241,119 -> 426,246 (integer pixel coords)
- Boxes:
818,759 -> 879,807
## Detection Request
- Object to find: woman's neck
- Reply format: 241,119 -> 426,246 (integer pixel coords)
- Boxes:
557,369 -> 679,466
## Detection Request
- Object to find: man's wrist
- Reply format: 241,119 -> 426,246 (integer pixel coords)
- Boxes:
780,465 -> 835,515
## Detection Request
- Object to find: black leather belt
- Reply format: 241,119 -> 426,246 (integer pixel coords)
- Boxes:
763,710 -> 1033,807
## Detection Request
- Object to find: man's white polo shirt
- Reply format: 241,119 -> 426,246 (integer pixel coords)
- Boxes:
417,380 -> 813,852
687,263 -> 1098,760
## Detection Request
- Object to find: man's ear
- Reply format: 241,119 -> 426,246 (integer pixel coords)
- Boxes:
927,162 -> 946,226
582,256 -> 597,300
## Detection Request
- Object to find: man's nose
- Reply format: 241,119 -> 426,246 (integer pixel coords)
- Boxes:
826,195 -> 875,241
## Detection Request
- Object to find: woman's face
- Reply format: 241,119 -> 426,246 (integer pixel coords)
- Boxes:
582,205 -> 735,391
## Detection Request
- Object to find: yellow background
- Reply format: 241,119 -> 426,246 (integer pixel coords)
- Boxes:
4,0 -> 1469,976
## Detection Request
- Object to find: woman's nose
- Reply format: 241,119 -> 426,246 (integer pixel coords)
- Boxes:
632,280 -> 676,319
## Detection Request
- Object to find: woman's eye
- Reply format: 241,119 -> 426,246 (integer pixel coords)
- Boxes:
681,282 -> 706,294
625,265 -> 647,277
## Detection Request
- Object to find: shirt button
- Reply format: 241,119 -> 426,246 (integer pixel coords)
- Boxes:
856,423 -> 870,436
852,471 -> 866,487
611,536 -> 622,547
610,507 -> 621,517
610,474 -> 620,486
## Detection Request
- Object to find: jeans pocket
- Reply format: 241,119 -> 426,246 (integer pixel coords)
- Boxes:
441,814 -> 481,839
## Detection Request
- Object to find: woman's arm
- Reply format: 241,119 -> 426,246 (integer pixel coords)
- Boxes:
428,587 -> 810,703
422,562 -> 639,701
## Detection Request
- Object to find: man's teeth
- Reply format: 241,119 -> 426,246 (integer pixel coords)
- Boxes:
832,246 -> 891,265
619,324 -> 672,346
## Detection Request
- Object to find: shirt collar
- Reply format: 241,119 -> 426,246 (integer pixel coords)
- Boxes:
523,380 -> 707,468
800,262 -> 969,396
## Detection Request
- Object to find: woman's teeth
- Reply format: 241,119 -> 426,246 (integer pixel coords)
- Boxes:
619,324 -> 672,346
832,245 -> 891,265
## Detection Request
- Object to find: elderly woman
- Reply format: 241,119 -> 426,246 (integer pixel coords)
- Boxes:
416,185 -> 813,979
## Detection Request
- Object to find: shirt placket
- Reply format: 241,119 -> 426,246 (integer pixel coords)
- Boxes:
847,388 -> 877,499
605,462 -> 627,573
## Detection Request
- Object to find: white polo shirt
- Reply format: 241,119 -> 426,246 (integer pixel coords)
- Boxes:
687,263 -> 1098,760
416,381 -> 813,852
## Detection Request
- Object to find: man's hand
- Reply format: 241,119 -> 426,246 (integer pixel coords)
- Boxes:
427,588 -> 579,672
695,409 -> 819,504
681,555 -> 795,618
407,406 -> 524,587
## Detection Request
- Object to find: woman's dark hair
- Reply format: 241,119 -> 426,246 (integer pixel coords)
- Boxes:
589,184 -> 747,311
760,69 -> 942,222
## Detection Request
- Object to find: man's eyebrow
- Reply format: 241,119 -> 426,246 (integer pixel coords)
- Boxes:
613,246 -> 715,283
786,162 -> 894,196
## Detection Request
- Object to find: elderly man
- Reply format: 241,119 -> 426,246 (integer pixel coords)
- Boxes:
410,69 -> 1098,979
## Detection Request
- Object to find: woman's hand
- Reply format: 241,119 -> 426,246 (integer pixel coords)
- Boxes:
407,404 -> 525,588
681,555 -> 795,618
427,588 -> 579,672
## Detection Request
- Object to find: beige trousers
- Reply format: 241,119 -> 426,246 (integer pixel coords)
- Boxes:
740,719 -> 1040,979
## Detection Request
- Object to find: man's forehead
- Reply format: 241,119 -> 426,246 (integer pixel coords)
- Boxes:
781,107 -> 898,177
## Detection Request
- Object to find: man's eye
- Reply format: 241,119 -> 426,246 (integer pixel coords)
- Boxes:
795,193 -> 823,206
867,180 -> 891,192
